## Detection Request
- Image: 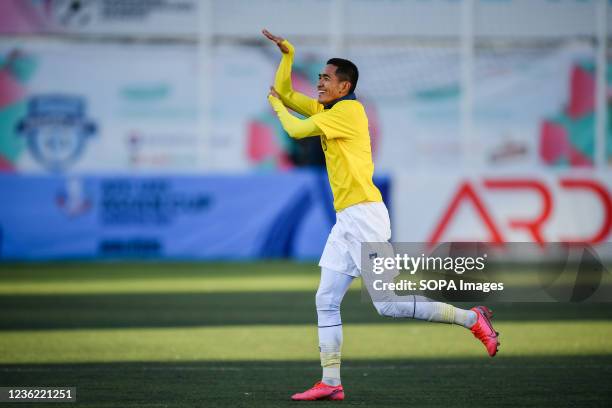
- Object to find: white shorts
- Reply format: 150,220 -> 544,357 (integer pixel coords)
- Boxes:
319,201 -> 391,277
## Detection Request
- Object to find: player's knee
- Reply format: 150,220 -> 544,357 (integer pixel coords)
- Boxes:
316,292 -> 340,313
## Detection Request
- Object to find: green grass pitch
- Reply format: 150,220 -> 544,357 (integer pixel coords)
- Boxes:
1,262 -> 611,407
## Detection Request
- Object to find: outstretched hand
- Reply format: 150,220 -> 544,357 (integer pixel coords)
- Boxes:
262,29 -> 289,54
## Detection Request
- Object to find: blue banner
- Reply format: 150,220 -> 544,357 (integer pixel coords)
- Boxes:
0,171 -> 390,260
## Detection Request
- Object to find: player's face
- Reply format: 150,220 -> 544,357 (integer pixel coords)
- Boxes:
317,64 -> 350,104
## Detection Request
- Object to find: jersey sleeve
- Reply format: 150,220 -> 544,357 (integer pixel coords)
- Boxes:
309,102 -> 357,140
274,40 -> 324,118
268,94 -> 322,139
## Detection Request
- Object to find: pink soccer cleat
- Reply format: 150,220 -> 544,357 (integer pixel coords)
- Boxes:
470,306 -> 500,357
291,381 -> 345,401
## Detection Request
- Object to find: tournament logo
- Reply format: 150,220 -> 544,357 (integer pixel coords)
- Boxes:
56,177 -> 93,217
17,94 -> 97,172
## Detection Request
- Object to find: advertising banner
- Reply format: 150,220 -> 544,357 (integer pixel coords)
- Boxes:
0,171 -> 389,260
1,40 -> 606,174
393,171 -> 612,248
0,172 -> 314,260
0,42 -> 202,173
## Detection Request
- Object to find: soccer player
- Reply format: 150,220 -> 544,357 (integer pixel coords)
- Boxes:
262,29 -> 500,402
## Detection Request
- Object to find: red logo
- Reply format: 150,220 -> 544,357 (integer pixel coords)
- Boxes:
428,178 -> 612,245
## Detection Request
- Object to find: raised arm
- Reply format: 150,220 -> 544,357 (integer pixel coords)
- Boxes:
268,88 -> 321,139
262,29 -> 323,117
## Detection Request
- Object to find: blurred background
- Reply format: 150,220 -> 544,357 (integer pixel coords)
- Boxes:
0,0 -> 610,260
0,2 -> 611,407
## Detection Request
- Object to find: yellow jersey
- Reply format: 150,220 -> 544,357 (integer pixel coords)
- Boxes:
268,40 -> 382,212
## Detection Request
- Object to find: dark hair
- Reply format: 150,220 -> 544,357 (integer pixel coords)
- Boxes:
327,58 -> 359,94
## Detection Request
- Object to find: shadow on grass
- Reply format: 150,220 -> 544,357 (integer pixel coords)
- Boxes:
1,290 -> 612,330
1,356 -> 611,408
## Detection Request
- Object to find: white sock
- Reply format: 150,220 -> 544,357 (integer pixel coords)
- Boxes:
455,308 -> 478,328
322,365 -> 341,386
320,343 -> 341,386
317,268 -> 353,387
319,329 -> 342,386
414,301 -> 478,328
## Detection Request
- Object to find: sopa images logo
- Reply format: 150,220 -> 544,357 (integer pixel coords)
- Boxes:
16,94 -> 97,172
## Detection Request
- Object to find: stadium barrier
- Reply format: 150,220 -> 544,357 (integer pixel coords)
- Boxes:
0,171 -> 390,261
